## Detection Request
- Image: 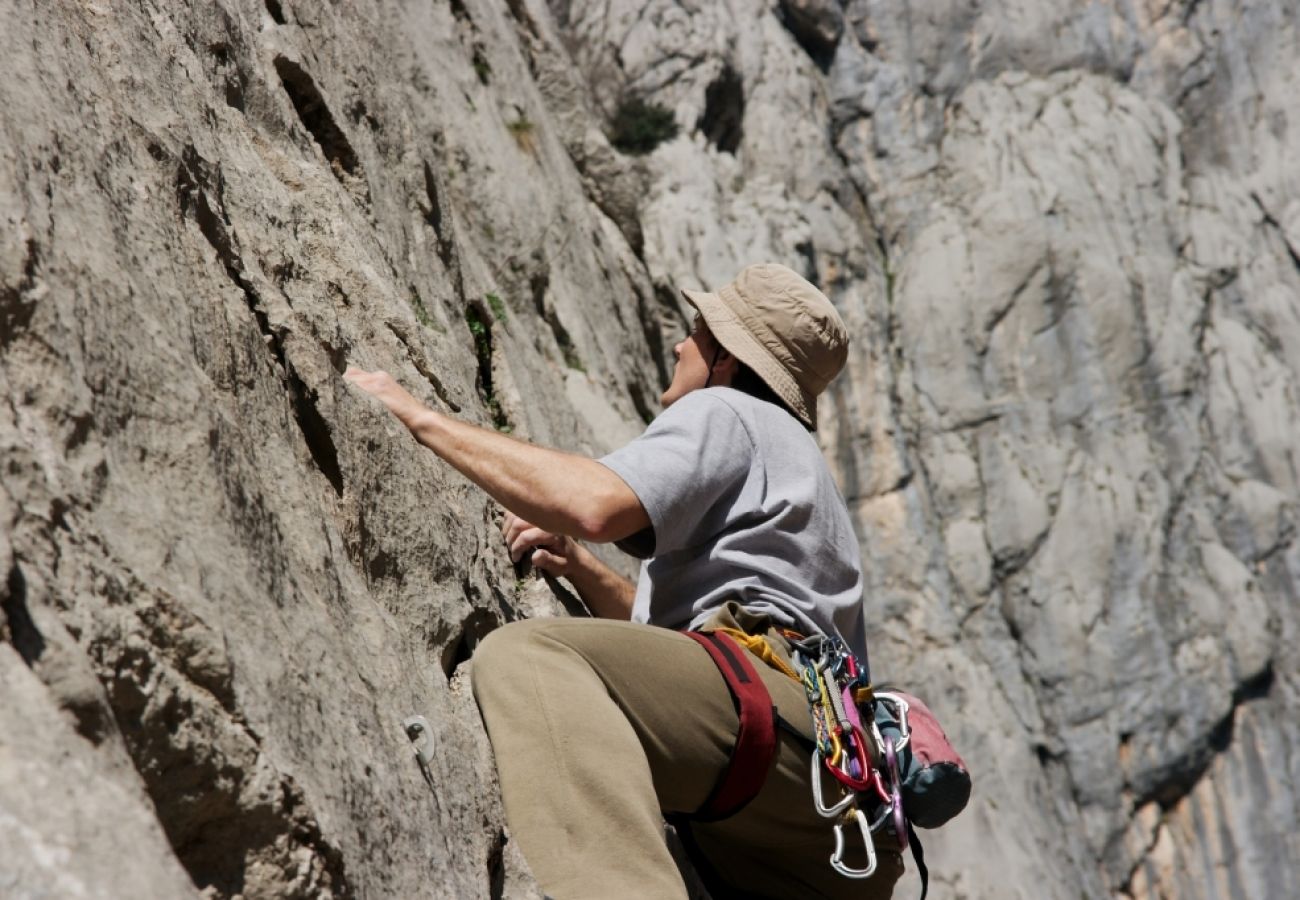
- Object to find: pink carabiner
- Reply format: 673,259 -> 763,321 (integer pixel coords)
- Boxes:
870,768 -> 890,805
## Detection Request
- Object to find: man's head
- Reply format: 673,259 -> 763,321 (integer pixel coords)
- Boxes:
662,263 -> 849,429
660,313 -> 740,409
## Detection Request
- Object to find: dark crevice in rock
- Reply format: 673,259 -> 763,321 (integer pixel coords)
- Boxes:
1252,193 -> 1300,275
421,160 -> 456,270
645,283 -> 682,389
795,239 -> 819,287
697,65 -> 744,155
49,496 -> 72,532
273,57 -> 363,182
628,380 -> 656,426
1,564 -> 45,667
1034,742 -> 1063,767
439,608 -> 498,679
504,0 -> 540,39
1232,661 -> 1274,705
223,74 -> 246,112
177,149 -> 343,497
529,270 -> 585,372
551,318 -> 584,371
386,321 -> 461,412
286,365 -> 344,496
210,41 -> 248,112
527,269 -> 548,315
0,236 -> 40,351
487,827 -> 507,900
264,0 -> 286,25
1136,661 -> 1275,813
471,45 -> 493,85
465,304 -> 511,432
776,0 -> 843,73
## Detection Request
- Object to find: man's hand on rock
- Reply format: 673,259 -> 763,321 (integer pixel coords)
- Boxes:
503,511 -> 574,576
344,366 -> 423,424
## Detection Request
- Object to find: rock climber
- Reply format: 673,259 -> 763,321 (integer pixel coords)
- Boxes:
344,263 -> 902,899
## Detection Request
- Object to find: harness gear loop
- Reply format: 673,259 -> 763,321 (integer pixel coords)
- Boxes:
712,627 -> 800,681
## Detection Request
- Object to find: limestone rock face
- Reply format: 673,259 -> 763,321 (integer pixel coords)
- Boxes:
2,1 -> 1297,898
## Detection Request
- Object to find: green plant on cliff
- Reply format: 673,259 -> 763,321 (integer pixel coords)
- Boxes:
465,306 -> 512,433
609,97 -> 679,155
507,114 -> 538,155
472,47 -> 492,85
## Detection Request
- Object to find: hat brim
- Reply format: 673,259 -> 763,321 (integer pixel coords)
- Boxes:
681,286 -> 819,429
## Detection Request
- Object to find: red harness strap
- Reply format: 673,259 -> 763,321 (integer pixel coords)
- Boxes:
682,631 -> 778,821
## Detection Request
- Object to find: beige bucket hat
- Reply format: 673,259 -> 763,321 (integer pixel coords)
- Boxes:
680,263 -> 849,430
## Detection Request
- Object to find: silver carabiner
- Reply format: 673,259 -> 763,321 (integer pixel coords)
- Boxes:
874,691 -> 912,753
830,808 -> 878,879
811,749 -> 857,818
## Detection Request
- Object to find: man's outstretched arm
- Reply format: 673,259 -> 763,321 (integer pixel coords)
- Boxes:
343,367 -> 650,544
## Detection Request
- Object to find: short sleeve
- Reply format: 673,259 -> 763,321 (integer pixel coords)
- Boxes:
598,392 -> 754,556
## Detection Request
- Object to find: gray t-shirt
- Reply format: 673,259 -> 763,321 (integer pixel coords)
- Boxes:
598,387 -> 867,658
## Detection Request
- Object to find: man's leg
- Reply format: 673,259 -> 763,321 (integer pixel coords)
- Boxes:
472,615 -> 904,900
471,617 -> 739,900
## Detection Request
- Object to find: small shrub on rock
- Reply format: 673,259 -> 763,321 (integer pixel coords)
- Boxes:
609,97 -> 679,155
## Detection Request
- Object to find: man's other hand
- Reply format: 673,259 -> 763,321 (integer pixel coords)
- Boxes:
503,511 -> 575,576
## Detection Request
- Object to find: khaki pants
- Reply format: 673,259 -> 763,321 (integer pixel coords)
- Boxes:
471,604 -> 904,899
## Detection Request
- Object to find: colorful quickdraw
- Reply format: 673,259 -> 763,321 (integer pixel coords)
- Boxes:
791,635 -> 912,880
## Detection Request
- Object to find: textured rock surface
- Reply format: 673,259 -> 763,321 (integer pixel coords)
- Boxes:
2,0 -> 1297,898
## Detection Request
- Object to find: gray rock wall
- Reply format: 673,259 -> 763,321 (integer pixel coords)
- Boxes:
2,0 -> 1296,898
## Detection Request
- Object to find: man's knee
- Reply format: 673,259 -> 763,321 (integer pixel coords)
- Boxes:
471,617 -> 575,708
472,619 -> 531,703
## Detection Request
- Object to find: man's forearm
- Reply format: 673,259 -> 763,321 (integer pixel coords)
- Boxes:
400,405 -> 647,543
563,543 -> 637,620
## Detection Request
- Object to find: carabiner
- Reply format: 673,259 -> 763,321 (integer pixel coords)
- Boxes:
884,736 -> 909,849
811,749 -> 857,818
869,766 -> 891,806
828,727 -> 844,767
825,725 -> 874,793
874,691 -> 912,754
830,808 -> 878,879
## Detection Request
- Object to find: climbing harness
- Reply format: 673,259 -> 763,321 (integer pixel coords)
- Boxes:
677,631 -> 778,820
667,629 -> 784,900
676,627 -> 970,900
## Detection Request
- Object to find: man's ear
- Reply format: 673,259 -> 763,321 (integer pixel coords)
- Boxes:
711,345 -> 740,383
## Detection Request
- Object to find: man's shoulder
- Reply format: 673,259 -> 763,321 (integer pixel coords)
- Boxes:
706,388 -> 808,437
654,387 -> 746,426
